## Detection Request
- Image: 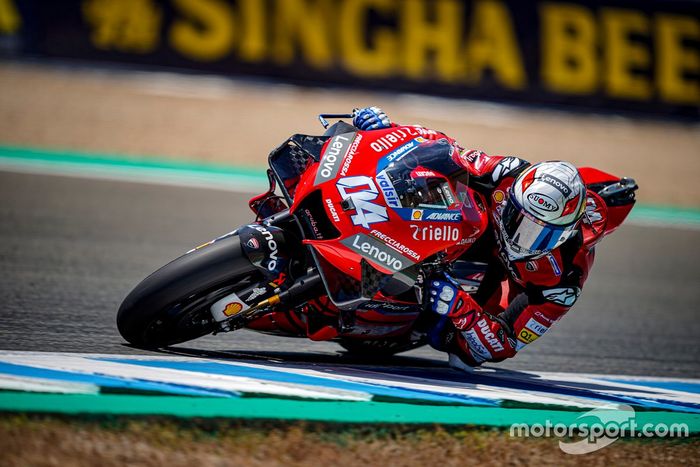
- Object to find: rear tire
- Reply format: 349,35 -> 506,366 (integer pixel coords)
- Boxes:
117,234 -> 259,348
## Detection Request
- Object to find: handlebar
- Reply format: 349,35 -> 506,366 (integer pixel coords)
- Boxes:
318,113 -> 354,129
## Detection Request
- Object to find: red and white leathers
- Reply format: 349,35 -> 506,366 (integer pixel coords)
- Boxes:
247,119 -> 619,367
407,128 -> 609,367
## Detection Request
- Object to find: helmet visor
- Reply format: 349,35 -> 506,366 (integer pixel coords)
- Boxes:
500,193 -> 576,257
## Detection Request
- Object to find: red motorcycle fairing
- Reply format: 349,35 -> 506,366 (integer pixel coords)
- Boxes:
246,297 -> 421,340
245,124 -> 488,340
343,299 -> 421,338
579,167 -> 637,236
289,126 -> 488,287
119,114 -> 637,352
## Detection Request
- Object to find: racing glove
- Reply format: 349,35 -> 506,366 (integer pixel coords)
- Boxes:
427,278 -> 516,366
352,106 -> 392,130
427,278 -> 479,349
428,278 -> 479,321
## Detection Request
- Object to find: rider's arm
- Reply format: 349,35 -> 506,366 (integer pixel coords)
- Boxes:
352,106 -> 530,187
352,106 -> 453,141
451,150 -> 530,192
431,281 -> 581,366
452,288 -> 575,366
430,245 -> 593,367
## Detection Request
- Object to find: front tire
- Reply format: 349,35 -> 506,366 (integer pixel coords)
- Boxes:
117,234 -> 259,348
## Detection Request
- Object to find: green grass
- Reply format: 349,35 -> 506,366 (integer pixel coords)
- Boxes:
1,414 -> 697,466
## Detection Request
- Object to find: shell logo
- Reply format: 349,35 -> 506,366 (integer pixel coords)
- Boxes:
493,190 -> 506,203
223,302 -> 243,317
411,209 -> 423,220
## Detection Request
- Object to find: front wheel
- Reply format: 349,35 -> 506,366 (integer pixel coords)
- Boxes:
117,234 -> 260,348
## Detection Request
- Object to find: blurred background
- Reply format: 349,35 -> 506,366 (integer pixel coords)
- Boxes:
0,0 -> 698,376
1,0 -> 699,206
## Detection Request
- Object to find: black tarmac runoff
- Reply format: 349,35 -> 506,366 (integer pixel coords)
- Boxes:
1,170 -> 698,378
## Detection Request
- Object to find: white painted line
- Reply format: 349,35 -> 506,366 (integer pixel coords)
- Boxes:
0,374 -> 99,395
2,352 -> 699,410
485,370 -> 700,406
0,354 -> 371,402
210,359 -> 614,409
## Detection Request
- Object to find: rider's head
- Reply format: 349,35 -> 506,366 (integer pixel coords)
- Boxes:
496,161 -> 586,261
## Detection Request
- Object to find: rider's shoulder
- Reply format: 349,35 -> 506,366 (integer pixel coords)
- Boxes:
461,152 -> 529,191
488,155 -> 529,183
512,251 -> 565,289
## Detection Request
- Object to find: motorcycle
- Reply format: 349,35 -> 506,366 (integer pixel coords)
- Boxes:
117,113 -> 637,356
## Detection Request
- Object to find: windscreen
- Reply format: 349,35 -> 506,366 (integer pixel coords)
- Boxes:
382,141 -> 468,210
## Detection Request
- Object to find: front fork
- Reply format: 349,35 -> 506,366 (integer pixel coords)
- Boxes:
211,270 -> 322,332
211,210 -> 324,331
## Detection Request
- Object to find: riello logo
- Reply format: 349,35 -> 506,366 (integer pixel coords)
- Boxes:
410,224 -> 459,241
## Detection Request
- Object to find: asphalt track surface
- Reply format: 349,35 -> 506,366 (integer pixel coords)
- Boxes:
1,170 -> 698,378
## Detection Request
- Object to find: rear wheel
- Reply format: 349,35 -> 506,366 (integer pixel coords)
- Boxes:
117,234 -> 260,348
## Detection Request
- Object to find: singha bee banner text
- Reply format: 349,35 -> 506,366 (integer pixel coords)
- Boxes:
3,0 -> 699,117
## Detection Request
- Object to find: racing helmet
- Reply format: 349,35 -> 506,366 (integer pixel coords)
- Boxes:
496,161 -> 586,261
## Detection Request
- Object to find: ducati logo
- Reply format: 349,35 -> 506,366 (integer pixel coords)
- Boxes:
246,238 -> 259,249
477,318 -> 505,352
